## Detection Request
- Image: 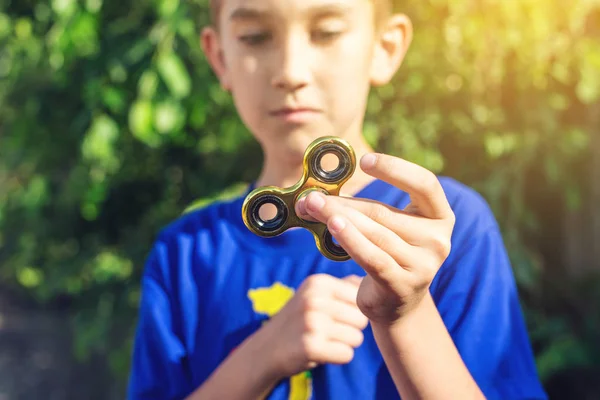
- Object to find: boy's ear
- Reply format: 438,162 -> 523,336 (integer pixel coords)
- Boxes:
369,14 -> 413,87
200,27 -> 232,91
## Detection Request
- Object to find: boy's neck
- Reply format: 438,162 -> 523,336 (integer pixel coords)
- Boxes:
255,135 -> 377,197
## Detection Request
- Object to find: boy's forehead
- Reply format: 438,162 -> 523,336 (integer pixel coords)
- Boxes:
219,0 -> 372,18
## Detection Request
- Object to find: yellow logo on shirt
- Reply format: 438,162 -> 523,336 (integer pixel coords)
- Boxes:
248,282 -> 313,400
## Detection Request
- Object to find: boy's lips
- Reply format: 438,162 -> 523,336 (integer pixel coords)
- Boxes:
269,107 -> 321,123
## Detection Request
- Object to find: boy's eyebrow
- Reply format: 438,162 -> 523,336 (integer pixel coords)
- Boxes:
307,3 -> 353,18
229,7 -> 269,22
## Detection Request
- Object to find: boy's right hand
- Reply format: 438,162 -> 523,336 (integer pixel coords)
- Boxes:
259,274 -> 369,379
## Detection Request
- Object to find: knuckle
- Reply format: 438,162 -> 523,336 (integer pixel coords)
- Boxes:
356,312 -> 370,329
369,231 -> 389,250
351,329 -> 365,348
302,274 -> 324,292
311,273 -> 333,286
421,256 -> 441,282
369,204 -> 391,223
374,153 -> 387,170
303,296 -> 323,312
424,265 -> 438,284
359,254 -> 388,277
341,346 -> 355,364
418,171 -> 440,195
431,234 -> 452,258
299,296 -> 312,314
302,311 -> 320,332
361,318 -> 369,330
371,233 -> 393,249
304,274 -> 320,286
447,210 -> 457,226
300,334 -> 319,359
410,273 -> 431,293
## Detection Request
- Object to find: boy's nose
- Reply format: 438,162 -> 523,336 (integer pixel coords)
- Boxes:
271,37 -> 311,91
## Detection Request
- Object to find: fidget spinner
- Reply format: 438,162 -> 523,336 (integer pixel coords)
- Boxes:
242,136 -> 356,261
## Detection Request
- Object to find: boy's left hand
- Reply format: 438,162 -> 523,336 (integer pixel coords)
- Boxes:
296,153 -> 455,325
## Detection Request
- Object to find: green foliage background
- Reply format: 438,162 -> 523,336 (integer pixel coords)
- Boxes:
1,0 -> 599,397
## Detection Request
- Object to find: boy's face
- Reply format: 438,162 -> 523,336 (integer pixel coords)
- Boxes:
202,0 -> 411,158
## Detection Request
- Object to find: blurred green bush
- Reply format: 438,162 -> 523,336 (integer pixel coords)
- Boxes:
0,0 -> 599,396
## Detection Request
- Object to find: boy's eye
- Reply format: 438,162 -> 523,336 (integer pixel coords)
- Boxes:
238,32 -> 271,46
311,30 -> 342,42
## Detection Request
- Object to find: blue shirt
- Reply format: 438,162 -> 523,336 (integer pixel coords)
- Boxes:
127,177 -> 547,400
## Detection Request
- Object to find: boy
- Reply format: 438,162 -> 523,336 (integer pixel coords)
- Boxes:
127,0 -> 548,399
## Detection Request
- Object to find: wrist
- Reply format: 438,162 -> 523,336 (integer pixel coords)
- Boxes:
368,293 -> 482,400
244,320 -> 286,382
185,322 -> 284,400
370,292 -> 436,332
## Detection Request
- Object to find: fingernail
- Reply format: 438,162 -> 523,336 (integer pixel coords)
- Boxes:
361,153 -> 377,170
296,196 -> 307,215
329,216 -> 346,233
306,192 -> 325,212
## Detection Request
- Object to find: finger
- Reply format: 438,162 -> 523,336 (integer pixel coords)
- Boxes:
295,195 -> 319,222
327,299 -> 369,330
341,206 -> 427,273
340,208 -> 442,283
303,192 -> 422,272
326,321 -> 365,348
303,274 -> 361,306
316,195 -> 452,245
330,278 -> 361,306
308,338 -> 355,365
326,215 -> 405,287
360,153 -> 453,220
306,193 -> 452,263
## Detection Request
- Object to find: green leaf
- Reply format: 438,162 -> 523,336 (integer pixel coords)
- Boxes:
81,114 -> 120,172
536,335 -> 592,381
85,0 -> 103,13
0,13 -> 11,39
17,267 -> 44,288
137,69 -> 159,99
128,100 -> 161,147
101,86 -> 127,113
154,100 -> 185,134
14,18 -> 32,39
70,12 -> 99,57
51,0 -> 77,18
156,0 -> 180,17
156,52 -> 191,98
91,251 -> 134,283
22,175 -> 49,210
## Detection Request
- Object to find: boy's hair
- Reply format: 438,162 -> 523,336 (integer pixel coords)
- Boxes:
209,0 -> 394,30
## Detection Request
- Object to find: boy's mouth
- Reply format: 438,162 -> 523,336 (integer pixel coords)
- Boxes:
269,107 -> 321,123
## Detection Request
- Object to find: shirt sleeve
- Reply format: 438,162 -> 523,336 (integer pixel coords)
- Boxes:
127,241 -> 192,400
431,225 -> 548,400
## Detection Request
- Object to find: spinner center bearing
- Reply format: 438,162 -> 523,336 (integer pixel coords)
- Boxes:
241,136 -> 356,261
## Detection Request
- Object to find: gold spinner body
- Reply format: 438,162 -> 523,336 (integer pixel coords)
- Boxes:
242,136 -> 356,261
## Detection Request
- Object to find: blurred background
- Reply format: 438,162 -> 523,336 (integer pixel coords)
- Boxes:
0,0 -> 599,398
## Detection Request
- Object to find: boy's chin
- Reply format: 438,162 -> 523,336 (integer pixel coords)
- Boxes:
258,124 -> 347,161
282,124 -> 339,144
279,130 -> 330,156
